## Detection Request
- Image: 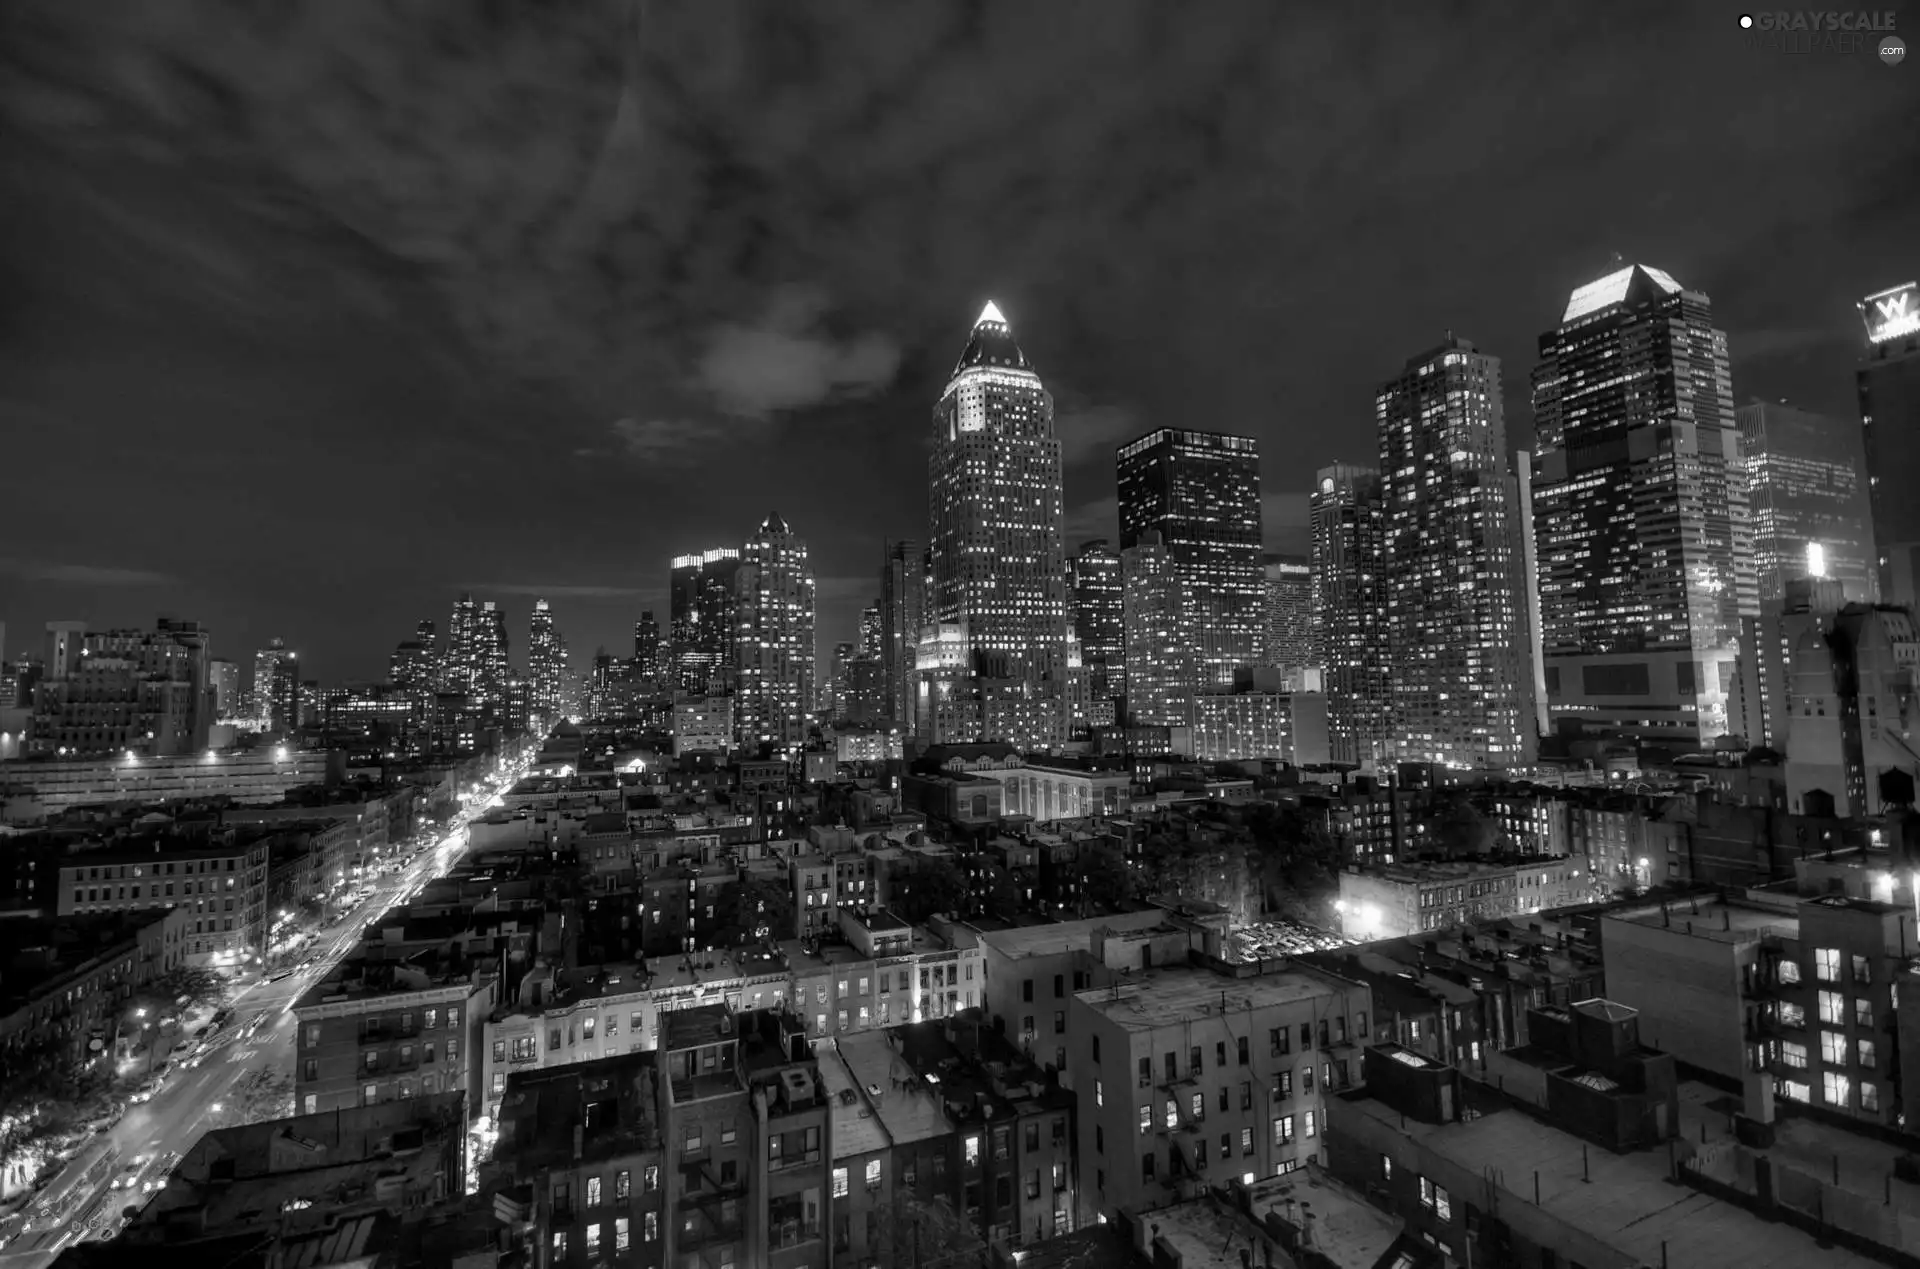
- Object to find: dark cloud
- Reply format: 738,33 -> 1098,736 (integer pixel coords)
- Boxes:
1,0 -> 1911,674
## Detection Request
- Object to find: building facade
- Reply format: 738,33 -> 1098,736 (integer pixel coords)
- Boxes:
1068,540 -> 1125,706
880,539 -> 927,735
672,548 -> 744,694
1738,400 -> 1878,604
1531,263 -> 1758,748
1119,533 -> 1195,731
734,514 -> 817,757
1376,337 -> 1529,769
529,599 -> 567,724
1857,281 -> 1920,608
57,836 -> 271,967
1117,429 -> 1265,691
921,302 -> 1071,748
1261,554 -> 1311,673
1310,463 -> 1390,767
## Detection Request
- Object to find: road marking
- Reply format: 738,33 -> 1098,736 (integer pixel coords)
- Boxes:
226,1046 -> 261,1064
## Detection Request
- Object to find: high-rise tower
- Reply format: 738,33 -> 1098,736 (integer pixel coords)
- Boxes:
251,637 -> 298,733
1376,336 -> 1528,769
633,612 -> 661,682
1857,281 -> 1920,608
734,513 -> 816,755
475,601 -> 511,712
528,599 -> 565,721
922,301 -> 1070,747
1531,263 -> 1757,747
880,540 -> 927,732
1738,400 -> 1877,603
1261,554 -> 1312,674
442,594 -> 479,695
670,548 -> 742,693
1120,532 -> 1194,730
1116,429 -> 1265,689
1069,540 -> 1125,704
1311,464 -> 1390,767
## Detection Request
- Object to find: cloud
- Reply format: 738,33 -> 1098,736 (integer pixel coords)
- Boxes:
696,289 -> 901,419
1055,404 -> 1144,467
459,583 -> 651,600
0,558 -> 175,586
609,417 -> 725,462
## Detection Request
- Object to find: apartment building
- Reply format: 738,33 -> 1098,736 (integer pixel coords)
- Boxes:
293,951 -> 498,1117
1066,959 -> 1372,1227
492,1053 -> 669,1269
786,921 -> 985,1045
56,836 -> 270,967
1335,856 -> 1596,939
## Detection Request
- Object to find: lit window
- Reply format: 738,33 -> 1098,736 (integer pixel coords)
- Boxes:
832,1167 -> 848,1198
1823,1071 -> 1851,1107
1814,948 -> 1840,982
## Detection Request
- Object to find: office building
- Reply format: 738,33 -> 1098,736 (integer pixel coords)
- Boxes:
671,548 -> 742,693
1729,575 -> 1847,755
528,599 -> 567,722
1857,281 -> 1920,608
1310,463 -> 1390,766
1260,554 -> 1311,673
27,620 -> 215,758
1531,263 -> 1758,748
633,611 -> 661,682
1738,399 -> 1877,604
1783,602 -> 1919,817
734,513 -> 817,756
921,301 -> 1071,748
1116,428 -> 1264,690
207,658 -> 240,718
858,607 -> 882,660
390,619 -> 439,695
442,593 -> 481,697
1119,532 -> 1194,730
248,637 -> 298,733
1189,690 -> 1329,764
880,539 -> 926,732
1068,540 -> 1125,705
1377,336 -> 1529,769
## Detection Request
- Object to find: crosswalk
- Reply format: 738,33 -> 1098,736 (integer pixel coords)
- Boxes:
226,1046 -> 263,1065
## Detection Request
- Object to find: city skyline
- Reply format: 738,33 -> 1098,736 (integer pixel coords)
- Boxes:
1,5 -> 1912,677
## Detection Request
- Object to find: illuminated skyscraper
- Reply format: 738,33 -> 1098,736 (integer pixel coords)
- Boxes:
1116,429 -> 1265,690
1069,539 -> 1125,703
1120,532 -> 1194,729
1261,553 -> 1311,672
251,637 -> 298,733
670,548 -> 742,693
922,301 -> 1070,747
1376,336 -> 1528,768
733,512 -> 816,755
858,606 -> 882,659
442,594 -> 479,695
880,539 -> 927,731
527,599 -> 566,721
475,601 -> 511,712
1857,281 -> 1920,607
1311,464 -> 1390,766
1737,400 -> 1877,603
1531,263 -> 1757,747
632,611 -> 660,682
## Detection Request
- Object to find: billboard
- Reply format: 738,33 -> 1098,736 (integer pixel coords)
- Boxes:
1860,282 -> 1920,344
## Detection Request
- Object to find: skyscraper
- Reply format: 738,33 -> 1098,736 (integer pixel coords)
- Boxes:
1116,428 -> 1265,690
1261,553 -> 1311,673
1531,263 -> 1757,747
922,301 -> 1070,747
442,594 -> 479,695
528,599 -> 566,721
1857,281 -> 1920,608
827,641 -> 857,720
1737,400 -> 1877,603
1376,336 -> 1528,768
1311,464 -> 1390,766
1120,532 -> 1194,730
880,539 -> 927,731
1068,540 -> 1125,704
733,512 -> 816,755
633,612 -> 660,682
670,548 -> 742,693
858,606 -> 882,659
475,601 -> 511,712
251,637 -> 298,733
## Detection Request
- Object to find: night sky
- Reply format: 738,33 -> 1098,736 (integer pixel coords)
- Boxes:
1,1 -> 1912,682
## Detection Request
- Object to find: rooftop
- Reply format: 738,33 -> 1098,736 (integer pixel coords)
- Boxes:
972,908 -> 1167,961
1605,897 -> 1796,944
1345,1090 -> 1885,1269
1158,1168 -> 1404,1269
836,1029 -> 954,1147
1074,964 -> 1347,1031
495,1051 -> 662,1169
817,1044 -> 891,1161
891,1017 -> 1069,1127
295,949 -> 492,1009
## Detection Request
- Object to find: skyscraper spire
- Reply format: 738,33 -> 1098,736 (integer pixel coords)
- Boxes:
976,299 -> 1007,327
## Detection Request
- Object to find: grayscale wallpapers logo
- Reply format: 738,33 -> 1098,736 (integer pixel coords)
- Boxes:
1736,11 -> 1904,59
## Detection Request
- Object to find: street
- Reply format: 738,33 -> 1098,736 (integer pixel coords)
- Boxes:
0,783 -> 512,1268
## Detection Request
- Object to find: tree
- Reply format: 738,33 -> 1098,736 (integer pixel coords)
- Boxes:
880,1189 -> 989,1269
1079,843 -> 1133,914
977,863 -> 1024,922
125,966 -> 228,1027
889,857 -> 969,924
710,875 -> 797,946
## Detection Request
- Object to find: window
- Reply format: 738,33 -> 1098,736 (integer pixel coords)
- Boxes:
586,1176 -> 602,1208
1052,1161 -> 1066,1190
1859,1038 -> 1878,1069
1275,1070 -> 1293,1099
585,1223 -> 601,1256
1142,1152 -> 1155,1182
615,1217 -> 630,1251
1096,1080 -> 1104,1108
1271,1027 -> 1290,1056
1820,1031 -> 1847,1065
721,1123 -> 736,1145
1862,1081 -> 1881,1112
1139,1056 -> 1152,1088
1092,1035 -> 1101,1063
643,1212 -> 658,1242
1381,1154 -> 1393,1181
1778,959 -> 1802,984
643,1165 -> 658,1192
832,1167 -> 849,1198
1242,1082 -> 1253,1110
1240,1127 -> 1253,1156
1779,1041 -> 1808,1069
1026,1122 -> 1039,1153
1216,1041 -> 1227,1068
965,1135 -> 980,1165
548,1028 -> 561,1052
425,1008 -> 438,1030
1190,1044 -> 1202,1075
1139,1105 -> 1152,1135
491,1039 -> 505,1062
1191,1092 -> 1205,1120
1851,955 -> 1871,985
1027,1169 -> 1041,1198
1237,1036 -> 1249,1065
1304,1110 -> 1316,1138
1054,973 -> 1064,997
1818,991 -> 1845,1025
1779,1001 -> 1806,1029
551,1232 -> 567,1258
683,1126 -> 703,1156
583,1016 -> 596,1040
1823,1071 -> 1851,1107
1023,979 -> 1034,1002
1273,1115 -> 1295,1147
993,1127 -> 1010,1161
1779,1079 -> 1811,1103
1855,997 -> 1874,1029
1356,1010 -> 1369,1038
1054,1010 -> 1066,1035
1815,948 -> 1841,982
865,1160 -> 881,1188
1219,1085 -> 1229,1112
1022,1015 -> 1035,1037
615,1170 -> 630,1201
605,1014 -> 618,1037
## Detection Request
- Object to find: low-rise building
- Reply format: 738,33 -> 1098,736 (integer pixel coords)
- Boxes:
1334,856 -> 1596,940
56,835 -> 271,968
0,747 -> 339,821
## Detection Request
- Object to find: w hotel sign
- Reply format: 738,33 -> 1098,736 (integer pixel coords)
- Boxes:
1860,282 -> 1920,344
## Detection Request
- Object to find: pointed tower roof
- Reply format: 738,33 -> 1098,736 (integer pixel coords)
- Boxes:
1561,263 -> 1683,324
951,299 -> 1033,377
759,511 -> 791,536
